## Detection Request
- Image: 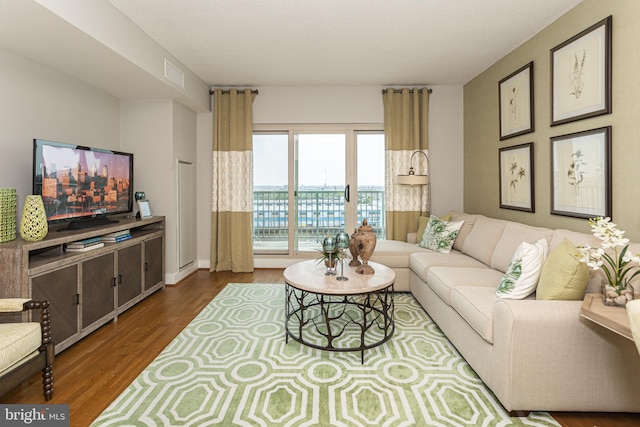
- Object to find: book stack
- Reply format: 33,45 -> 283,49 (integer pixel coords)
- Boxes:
66,236 -> 104,252
102,229 -> 132,243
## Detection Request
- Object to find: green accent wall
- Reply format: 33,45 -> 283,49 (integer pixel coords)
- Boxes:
464,0 -> 640,241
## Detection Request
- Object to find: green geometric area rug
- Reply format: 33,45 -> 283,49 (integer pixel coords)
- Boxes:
92,283 -> 559,427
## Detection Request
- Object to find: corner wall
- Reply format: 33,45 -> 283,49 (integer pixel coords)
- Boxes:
464,0 -> 640,241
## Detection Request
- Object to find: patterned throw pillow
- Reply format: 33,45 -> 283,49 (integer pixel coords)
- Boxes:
418,215 -> 464,254
497,238 -> 549,299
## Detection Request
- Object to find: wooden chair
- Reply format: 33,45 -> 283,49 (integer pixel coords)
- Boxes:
0,299 -> 54,401
628,299 -> 640,355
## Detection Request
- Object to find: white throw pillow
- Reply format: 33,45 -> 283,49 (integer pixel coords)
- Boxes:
418,215 -> 464,254
496,238 -> 549,299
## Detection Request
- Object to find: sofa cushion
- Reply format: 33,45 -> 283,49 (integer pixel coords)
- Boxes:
410,251 -> 488,284
461,216 -> 507,266
550,229 -> 600,251
449,211 -> 478,252
496,238 -> 548,299
418,215 -> 464,254
427,266 -> 502,305
371,240 -> 432,268
450,286 -> 501,344
0,322 -> 41,374
491,223 -> 554,272
536,238 -> 590,300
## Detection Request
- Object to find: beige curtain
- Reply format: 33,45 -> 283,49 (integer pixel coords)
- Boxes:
211,89 -> 256,272
383,88 -> 430,241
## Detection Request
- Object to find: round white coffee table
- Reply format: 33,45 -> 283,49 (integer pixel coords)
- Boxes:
284,260 -> 395,363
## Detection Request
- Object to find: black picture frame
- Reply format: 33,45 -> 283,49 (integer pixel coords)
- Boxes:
550,126 -> 611,218
499,142 -> 535,212
499,62 -> 534,140
551,16 -> 612,126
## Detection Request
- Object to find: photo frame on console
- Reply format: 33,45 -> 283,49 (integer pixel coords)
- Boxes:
499,142 -> 534,212
137,200 -> 153,218
550,126 -> 611,218
551,16 -> 612,126
499,62 -> 534,140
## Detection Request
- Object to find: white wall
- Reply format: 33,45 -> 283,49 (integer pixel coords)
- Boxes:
196,85 -> 464,268
0,47 -> 120,216
120,99 -> 199,284
253,87 -> 383,124
171,101 -> 198,281
196,111 -> 213,267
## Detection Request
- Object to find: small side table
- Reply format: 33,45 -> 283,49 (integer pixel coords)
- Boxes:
580,293 -> 634,341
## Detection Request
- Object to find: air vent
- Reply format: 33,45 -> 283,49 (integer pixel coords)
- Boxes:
164,59 -> 185,89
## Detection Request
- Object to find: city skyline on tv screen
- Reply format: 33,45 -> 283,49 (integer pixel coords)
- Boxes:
34,140 -> 132,221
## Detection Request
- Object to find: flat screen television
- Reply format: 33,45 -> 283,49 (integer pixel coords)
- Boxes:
33,139 -> 134,230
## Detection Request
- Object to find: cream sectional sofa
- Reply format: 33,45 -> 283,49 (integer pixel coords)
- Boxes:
370,211 -> 640,413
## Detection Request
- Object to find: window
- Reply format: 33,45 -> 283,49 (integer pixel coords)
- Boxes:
253,124 -> 384,255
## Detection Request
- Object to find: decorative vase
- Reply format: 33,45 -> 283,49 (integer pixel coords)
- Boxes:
19,195 -> 48,242
0,188 -> 17,243
354,219 -> 377,275
322,236 -> 337,275
601,281 -> 634,307
349,228 -> 361,266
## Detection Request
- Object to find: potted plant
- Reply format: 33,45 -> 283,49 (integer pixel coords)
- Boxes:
315,247 -> 342,269
577,217 -> 640,307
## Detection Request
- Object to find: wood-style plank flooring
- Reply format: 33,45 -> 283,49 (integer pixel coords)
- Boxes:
2,269 -> 638,427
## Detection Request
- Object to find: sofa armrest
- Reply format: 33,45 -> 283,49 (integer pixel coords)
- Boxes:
491,299 -> 640,411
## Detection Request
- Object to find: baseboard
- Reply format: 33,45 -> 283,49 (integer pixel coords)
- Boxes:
194,257 -> 312,271
165,264 -> 198,285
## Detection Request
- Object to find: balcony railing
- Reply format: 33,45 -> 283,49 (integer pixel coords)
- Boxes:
253,189 -> 385,248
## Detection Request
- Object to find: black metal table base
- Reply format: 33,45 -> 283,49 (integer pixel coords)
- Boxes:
285,282 -> 394,363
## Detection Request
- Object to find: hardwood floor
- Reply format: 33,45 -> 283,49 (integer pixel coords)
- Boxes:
2,269 -> 638,427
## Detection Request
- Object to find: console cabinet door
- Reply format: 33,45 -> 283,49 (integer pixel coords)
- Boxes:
144,237 -> 164,291
31,265 -> 79,348
117,243 -> 142,307
81,253 -> 116,329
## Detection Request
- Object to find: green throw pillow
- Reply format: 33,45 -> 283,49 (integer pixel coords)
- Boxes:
417,213 -> 453,242
416,216 -> 430,243
418,215 -> 464,254
536,238 -> 589,300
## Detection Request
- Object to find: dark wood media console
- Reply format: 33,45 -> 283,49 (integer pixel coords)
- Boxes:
0,215 -> 165,353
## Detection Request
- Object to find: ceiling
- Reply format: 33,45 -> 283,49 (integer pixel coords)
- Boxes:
108,0 -> 583,87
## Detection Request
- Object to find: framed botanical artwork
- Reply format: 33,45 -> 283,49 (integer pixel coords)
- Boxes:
499,62 -> 534,140
550,126 -> 611,218
499,142 -> 534,212
551,16 -> 612,126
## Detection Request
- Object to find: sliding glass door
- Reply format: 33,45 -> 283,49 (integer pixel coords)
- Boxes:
253,125 -> 384,255
295,133 -> 346,251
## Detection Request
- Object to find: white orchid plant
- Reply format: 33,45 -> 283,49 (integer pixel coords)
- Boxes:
577,217 -> 640,293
